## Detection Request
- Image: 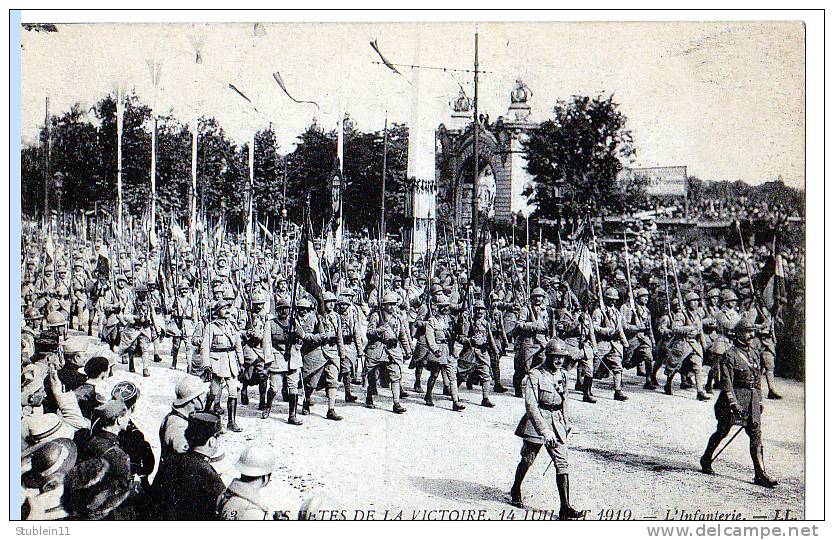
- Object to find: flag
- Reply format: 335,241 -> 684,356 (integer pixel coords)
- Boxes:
369,39 -> 412,85
757,236 -> 788,316
272,72 -> 320,110
171,221 -> 187,245
296,208 -> 326,311
470,229 -> 493,303
561,220 -> 594,307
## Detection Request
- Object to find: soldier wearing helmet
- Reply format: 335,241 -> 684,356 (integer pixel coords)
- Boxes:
592,287 -> 630,401
701,319 -> 778,489
457,300 -> 500,408
200,296 -> 245,432
239,290 -> 270,411
364,291 -> 412,413
299,291 -> 346,422
510,339 -> 583,520
169,280 -> 198,370
262,296 -> 304,425
117,283 -> 160,377
336,290 -> 365,403
621,287 -> 658,390
217,445 -> 278,520
411,284 -> 451,394
160,376 -> 209,462
423,294 -> 465,412
510,286 -> 556,398
679,291 -> 710,401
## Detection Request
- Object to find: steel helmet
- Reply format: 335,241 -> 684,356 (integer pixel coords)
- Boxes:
720,289 -> 738,303
684,291 -> 700,302
322,291 -> 338,303
44,311 -> 66,328
531,287 -> 547,298
381,292 -> 400,305
173,376 -> 209,406
545,338 -> 570,358
434,295 -> 450,307
274,297 -> 291,310
604,287 -> 619,301
635,287 -> 650,298
236,445 -> 277,477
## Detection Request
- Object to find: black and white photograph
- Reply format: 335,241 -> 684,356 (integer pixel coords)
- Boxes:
8,9 -> 824,527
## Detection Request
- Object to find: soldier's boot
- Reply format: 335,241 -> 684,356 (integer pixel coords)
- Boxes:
287,394 -> 304,425
281,378 -> 290,402
413,365 -> 424,393
643,359 -> 657,389
240,384 -> 250,406
258,380 -> 267,410
557,474 -> 584,520
582,376 -> 597,404
751,443 -> 778,488
301,389 -> 313,416
170,342 -> 180,369
204,391 -> 216,414
227,398 -> 243,432
481,384 -> 495,408
261,390 -> 275,419
695,369 -> 710,401
613,373 -> 629,401
343,374 -> 358,403
681,372 -> 694,390
492,359 -> 507,393
509,459 -> 531,508
700,429 -> 726,474
664,370 -> 677,396
442,384 -> 451,397
424,374 -> 436,406
704,368 -> 714,394
365,376 -> 377,409
326,388 -> 343,421
392,382 -> 407,414
574,370 -> 583,392
126,353 -> 135,373
450,380 -> 466,411
764,371 -> 782,400
651,359 -> 663,387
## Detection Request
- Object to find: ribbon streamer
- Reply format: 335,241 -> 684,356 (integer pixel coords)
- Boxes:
272,71 -> 320,110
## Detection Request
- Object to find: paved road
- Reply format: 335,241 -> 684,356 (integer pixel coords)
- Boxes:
76,332 -> 805,520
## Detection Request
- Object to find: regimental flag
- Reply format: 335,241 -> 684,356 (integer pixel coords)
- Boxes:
561,219 -> 594,307
470,229 -> 494,304
296,207 -> 326,312
757,234 -> 788,319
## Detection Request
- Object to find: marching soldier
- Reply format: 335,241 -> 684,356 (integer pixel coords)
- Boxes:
458,300 -> 500,407
336,291 -> 364,403
700,319 -> 778,488
240,291 -> 269,410
169,282 -> 198,370
300,293 -> 345,421
262,297 -> 304,425
364,291 -> 411,413
510,339 -> 583,519
622,287 -> 657,390
592,287 -> 630,401
200,294 -> 245,432
119,283 -> 158,377
511,287 -> 555,398
423,295 -> 465,411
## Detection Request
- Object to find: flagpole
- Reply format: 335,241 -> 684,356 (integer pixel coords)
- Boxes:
471,28 -> 480,248
378,111 -> 389,306
116,87 -> 124,237
246,131 -> 255,257
190,115 -> 198,247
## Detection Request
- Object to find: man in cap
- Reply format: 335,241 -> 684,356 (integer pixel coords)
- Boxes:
262,297 -> 304,425
621,287 -> 657,389
75,399 -> 134,491
57,337 -> 88,392
20,437 -> 77,520
111,381 -> 155,496
217,445 -> 278,520
159,376 -> 209,462
423,294 -> 466,411
592,287 -> 630,401
364,291 -> 412,413
700,319 -> 778,488
511,287 -> 555,398
148,412 -> 226,520
510,339 -> 583,519
200,296 -> 245,432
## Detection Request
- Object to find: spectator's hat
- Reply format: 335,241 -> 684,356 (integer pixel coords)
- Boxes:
236,445 -> 277,477
173,376 -> 209,406
22,438 -> 77,489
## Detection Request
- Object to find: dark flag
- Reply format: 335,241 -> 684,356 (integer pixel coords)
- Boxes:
756,235 -> 788,320
561,219 -> 594,307
295,207 -> 326,312
470,229 -> 493,304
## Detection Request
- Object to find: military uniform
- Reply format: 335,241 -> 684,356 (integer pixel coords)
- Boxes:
511,293 -> 554,397
216,479 -> 271,520
200,305 -> 244,431
592,291 -> 630,400
701,321 -> 777,488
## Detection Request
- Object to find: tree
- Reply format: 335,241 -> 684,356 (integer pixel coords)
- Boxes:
523,94 -> 636,221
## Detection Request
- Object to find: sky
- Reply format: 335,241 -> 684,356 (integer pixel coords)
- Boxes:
19,20 -> 805,187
